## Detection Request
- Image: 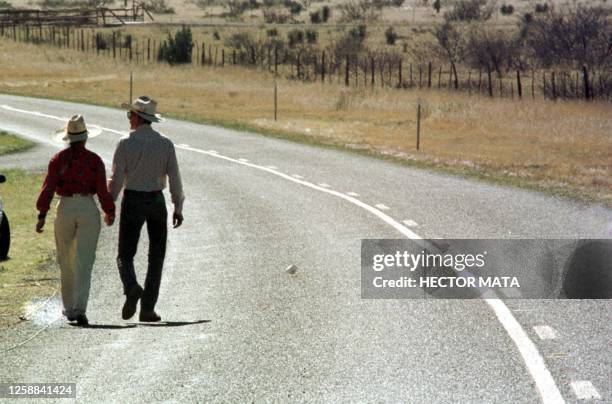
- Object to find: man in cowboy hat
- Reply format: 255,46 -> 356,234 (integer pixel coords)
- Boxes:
108,96 -> 185,322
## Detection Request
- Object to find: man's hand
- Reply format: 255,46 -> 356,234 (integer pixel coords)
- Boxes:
104,214 -> 115,226
36,218 -> 45,233
173,212 -> 183,229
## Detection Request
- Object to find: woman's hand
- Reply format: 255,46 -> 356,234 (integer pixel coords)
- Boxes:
104,214 -> 115,226
36,218 -> 45,233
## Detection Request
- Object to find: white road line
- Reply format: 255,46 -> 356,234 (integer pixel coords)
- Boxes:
570,381 -> 601,400
533,326 -> 558,340
318,183 -> 331,188
402,219 -> 419,227
238,158 -> 249,162
292,174 -> 304,179
346,192 -> 359,197
1,103 -> 566,404
266,165 -> 278,170
208,150 -> 218,154
375,203 -> 390,210
177,143 -> 190,148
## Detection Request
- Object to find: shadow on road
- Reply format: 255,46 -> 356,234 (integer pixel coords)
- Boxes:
133,320 -> 211,327
69,324 -> 137,330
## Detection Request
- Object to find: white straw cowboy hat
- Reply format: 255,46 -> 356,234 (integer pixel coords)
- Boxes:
121,95 -> 164,123
54,115 -> 102,143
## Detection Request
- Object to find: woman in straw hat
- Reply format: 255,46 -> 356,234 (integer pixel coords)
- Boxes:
36,115 -> 115,327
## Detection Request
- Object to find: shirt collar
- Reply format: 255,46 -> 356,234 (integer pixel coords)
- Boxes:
130,124 -> 152,134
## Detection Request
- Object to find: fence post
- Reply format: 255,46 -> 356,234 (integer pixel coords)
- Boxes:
516,70 -> 522,99
345,54 -> 350,86
427,61 -> 432,88
398,59 -> 402,87
409,63 -> 413,87
582,65 -> 591,101
418,64 -> 422,88
321,51 -> 325,82
275,46 -> 279,76
551,71 -> 557,99
371,56 -> 375,88
274,80 -> 278,121
486,64 -> 493,97
416,102 -> 421,151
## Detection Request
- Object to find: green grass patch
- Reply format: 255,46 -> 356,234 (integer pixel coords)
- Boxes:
0,131 -> 35,156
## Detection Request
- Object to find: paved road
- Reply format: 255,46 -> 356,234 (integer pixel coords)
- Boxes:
0,94 -> 610,403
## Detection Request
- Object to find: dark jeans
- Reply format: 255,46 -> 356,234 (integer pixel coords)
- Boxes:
117,190 -> 167,311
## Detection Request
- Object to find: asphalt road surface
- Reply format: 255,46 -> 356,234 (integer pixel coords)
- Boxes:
0,94 -> 610,403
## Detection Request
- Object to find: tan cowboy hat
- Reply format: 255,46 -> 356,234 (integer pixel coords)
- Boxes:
54,115 -> 102,143
121,95 -> 164,123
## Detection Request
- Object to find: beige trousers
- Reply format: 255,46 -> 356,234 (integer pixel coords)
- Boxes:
54,195 -> 101,317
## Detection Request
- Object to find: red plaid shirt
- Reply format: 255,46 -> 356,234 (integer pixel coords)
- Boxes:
36,143 -> 115,217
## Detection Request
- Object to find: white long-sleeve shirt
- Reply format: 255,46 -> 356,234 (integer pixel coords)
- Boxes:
108,124 -> 185,214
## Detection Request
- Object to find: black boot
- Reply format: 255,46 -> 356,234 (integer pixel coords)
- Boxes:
122,285 -> 144,320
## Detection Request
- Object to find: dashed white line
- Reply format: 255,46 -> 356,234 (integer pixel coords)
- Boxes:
375,203 -> 390,210
402,219 -> 419,227
346,192 -> 359,197
1,102 -> 567,404
570,381 -> 601,400
533,325 -> 558,340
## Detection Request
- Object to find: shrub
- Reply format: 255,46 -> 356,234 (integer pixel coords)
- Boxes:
288,28 -> 304,47
433,0 -> 441,13
0,0 -> 13,8
392,0 -> 405,5
444,0 -> 494,21
263,8 -> 291,22
349,24 -> 367,41
158,25 -> 194,64
534,3 -> 548,12
305,29 -> 318,44
339,0 -> 381,22
522,12 -> 533,23
334,24 -> 367,56
213,31 -> 220,40
500,3 -> 513,15
384,26 -> 397,44
310,10 -> 321,23
283,0 -> 302,14
321,5 -> 331,21
144,0 -> 175,14
267,27 -> 279,36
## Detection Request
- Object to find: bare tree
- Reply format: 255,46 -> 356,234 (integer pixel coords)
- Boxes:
522,4 -> 612,69
465,26 -> 523,76
433,21 -> 464,88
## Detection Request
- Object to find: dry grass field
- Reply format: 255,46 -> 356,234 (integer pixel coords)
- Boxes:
0,39 -> 610,205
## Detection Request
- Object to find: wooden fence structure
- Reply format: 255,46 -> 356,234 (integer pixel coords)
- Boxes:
1,23 -> 610,102
0,2 -> 150,26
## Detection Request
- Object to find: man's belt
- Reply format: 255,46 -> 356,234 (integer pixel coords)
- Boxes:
124,189 -> 163,198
